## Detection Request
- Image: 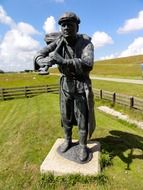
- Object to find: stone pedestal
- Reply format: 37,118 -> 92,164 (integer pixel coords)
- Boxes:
40,138 -> 100,176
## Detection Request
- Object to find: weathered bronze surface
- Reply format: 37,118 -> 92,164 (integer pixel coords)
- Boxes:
34,12 -> 96,162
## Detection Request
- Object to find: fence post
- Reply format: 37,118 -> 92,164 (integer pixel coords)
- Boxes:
130,96 -> 134,108
113,92 -> 116,104
100,89 -> 102,99
46,85 -> 49,93
0,88 -> 4,100
24,86 -> 28,98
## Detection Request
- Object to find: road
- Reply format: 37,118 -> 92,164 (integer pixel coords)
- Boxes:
90,76 -> 143,85
50,73 -> 143,85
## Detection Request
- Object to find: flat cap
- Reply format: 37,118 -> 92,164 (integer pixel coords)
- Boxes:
58,12 -> 80,25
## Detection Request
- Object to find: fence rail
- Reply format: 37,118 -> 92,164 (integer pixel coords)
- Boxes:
93,88 -> 143,111
0,84 -> 143,112
0,84 -> 59,100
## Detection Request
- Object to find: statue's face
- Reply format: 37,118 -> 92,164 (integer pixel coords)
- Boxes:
60,21 -> 78,39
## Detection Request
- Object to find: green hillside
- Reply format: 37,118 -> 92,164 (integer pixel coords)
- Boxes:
95,55 -> 143,65
91,55 -> 143,78
49,55 -> 143,79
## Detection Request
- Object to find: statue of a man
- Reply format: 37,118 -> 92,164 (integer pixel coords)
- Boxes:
34,12 -> 96,162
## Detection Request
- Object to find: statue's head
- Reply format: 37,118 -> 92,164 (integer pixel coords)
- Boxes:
58,12 -> 80,40
58,12 -> 80,25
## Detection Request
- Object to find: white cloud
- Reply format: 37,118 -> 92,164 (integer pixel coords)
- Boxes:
0,6 -> 40,72
117,10 -> 143,34
43,16 -> 56,34
91,31 -> 113,50
99,54 -> 116,61
16,22 -> 39,35
119,37 -> 143,57
98,37 -> 143,60
0,29 -> 40,71
0,5 -> 15,27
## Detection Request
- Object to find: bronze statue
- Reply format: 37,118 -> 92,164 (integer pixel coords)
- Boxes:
34,12 -> 96,162
34,32 -> 60,75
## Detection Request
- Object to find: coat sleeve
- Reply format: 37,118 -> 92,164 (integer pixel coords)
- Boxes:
74,42 -> 94,75
33,41 -> 57,67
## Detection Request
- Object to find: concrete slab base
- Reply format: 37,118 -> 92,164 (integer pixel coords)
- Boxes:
40,138 -> 100,176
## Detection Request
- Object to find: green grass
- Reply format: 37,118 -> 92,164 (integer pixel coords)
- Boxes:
91,55 -> 143,79
0,73 -> 143,124
0,72 -> 143,122
91,63 -> 142,79
95,55 -> 143,65
92,80 -> 143,98
0,93 -> 143,189
96,99 -> 143,125
0,94 -> 61,190
0,55 -> 143,189
0,73 -> 59,88
91,80 -> 143,122
1,72 -> 143,99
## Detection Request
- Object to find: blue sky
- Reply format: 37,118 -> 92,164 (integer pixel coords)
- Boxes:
0,0 -> 143,71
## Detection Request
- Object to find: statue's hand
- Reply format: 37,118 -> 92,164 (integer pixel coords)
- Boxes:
43,56 -> 55,66
36,56 -> 55,67
39,65 -> 49,72
49,51 -> 64,64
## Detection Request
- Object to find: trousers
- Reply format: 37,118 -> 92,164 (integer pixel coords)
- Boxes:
60,88 -> 88,134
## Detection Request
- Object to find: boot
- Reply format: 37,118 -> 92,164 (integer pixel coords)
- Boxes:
60,127 -> 72,153
79,130 -> 88,162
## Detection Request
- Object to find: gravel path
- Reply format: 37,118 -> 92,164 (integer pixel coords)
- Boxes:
98,106 -> 143,129
50,73 -> 143,85
90,76 -> 143,85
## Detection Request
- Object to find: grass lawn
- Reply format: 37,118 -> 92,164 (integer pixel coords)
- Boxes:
0,93 -> 143,190
0,73 -> 59,88
92,80 -> 143,98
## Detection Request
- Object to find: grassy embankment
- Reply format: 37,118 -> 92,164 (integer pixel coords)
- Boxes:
91,55 -> 143,79
0,93 -> 143,190
49,55 -> 143,79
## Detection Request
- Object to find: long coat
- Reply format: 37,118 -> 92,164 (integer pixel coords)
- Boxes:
34,34 -> 96,138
